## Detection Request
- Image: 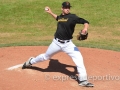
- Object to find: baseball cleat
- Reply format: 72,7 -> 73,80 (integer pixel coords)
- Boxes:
22,57 -> 34,69
79,80 -> 94,87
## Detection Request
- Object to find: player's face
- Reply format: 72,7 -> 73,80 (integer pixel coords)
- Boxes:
62,7 -> 70,15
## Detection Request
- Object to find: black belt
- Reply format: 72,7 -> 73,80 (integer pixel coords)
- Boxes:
55,38 -> 70,43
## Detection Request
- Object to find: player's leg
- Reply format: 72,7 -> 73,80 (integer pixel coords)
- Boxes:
62,42 -> 87,81
62,41 -> 94,87
31,40 -> 61,64
22,39 -> 61,69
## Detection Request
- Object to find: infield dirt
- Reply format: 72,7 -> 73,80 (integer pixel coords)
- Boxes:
0,46 -> 120,90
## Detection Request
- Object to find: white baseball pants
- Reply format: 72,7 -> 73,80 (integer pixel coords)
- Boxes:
30,38 -> 87,81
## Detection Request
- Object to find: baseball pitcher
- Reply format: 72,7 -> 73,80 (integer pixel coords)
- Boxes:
22,1 -> 94,87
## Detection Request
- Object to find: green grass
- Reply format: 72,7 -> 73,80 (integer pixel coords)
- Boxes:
0,0 -> 120,51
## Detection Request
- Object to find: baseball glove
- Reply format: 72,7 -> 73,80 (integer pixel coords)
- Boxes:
77,30 -> 88,40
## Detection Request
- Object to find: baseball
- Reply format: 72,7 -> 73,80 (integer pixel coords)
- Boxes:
45,8 -> 49,11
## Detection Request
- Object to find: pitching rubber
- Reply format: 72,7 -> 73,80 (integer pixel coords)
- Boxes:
7,64 -> 23,70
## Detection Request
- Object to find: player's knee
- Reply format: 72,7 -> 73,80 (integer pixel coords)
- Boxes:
43,54 -> 51,60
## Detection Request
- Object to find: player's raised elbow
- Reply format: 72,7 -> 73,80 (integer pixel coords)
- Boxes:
84,21 -> 89,24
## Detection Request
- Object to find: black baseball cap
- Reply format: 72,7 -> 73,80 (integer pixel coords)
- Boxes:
62,1 -> 72,8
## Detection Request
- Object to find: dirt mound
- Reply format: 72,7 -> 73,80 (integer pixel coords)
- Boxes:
0,46 -> 120,90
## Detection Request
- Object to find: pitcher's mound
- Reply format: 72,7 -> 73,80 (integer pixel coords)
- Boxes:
0,46 -> 120,90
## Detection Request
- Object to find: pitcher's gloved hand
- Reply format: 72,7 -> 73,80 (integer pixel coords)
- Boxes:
77,30 -> 88,40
